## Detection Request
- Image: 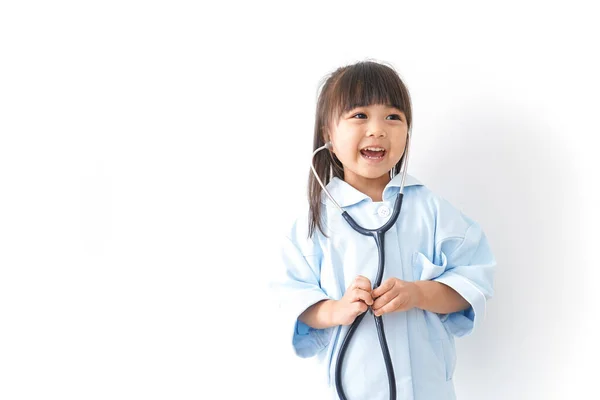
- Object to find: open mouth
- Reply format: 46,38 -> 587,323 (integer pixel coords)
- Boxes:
360,147 -> 386,160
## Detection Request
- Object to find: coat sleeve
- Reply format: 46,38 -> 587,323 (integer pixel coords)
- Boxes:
414,198 -> 496,337
270,234 -> 334,358
432,221 -> 496,337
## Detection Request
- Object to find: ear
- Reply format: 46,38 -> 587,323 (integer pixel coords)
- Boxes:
322,127 -> 335,151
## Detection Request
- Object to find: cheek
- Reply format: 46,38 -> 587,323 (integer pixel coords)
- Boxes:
336,145 -> 361,163
394,141 -> 407,154
331,137 -> 357,158
392,134 -> 408,155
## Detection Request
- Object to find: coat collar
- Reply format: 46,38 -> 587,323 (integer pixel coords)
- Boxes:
321,173 -> 423,208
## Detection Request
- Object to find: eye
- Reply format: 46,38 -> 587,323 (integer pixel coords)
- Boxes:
352,113 -> 367,119
387,114 -> 403,121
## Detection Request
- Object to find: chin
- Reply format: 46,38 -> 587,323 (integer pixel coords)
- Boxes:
361,170 -> 391,180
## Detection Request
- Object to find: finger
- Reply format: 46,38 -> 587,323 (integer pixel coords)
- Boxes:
353,275 -> 372,291
372,290 -> 396,310
353,301 -> 368,315
374,296 -> 407,316
373,298 -> 397,316
372,278 -> 396,298
352,275 -> 372,292
351,288 -> 373,305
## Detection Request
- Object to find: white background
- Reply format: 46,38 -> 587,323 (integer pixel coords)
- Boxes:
1,1 -> 598,399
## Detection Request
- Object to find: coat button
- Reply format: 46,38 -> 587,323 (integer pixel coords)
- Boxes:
377,205 -> 390,218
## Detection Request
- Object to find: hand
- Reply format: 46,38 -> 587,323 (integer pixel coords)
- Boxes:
332,275 -> 374,326
371,278 -> 422,317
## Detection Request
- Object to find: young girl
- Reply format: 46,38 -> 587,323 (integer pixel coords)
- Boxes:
273,60 -> 495,400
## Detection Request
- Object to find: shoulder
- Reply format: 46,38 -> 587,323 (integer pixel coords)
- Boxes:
279,203 -> 324,257
401,175 -> 439,211
404,177 -> 477,235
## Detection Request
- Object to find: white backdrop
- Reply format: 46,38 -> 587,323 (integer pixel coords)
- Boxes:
1,1 -> 598,399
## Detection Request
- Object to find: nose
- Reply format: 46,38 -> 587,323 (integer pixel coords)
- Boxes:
366,116 -> 387,137
366,126 -> 387,138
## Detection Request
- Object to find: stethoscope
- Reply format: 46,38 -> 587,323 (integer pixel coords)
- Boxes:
310,135 -> 411,400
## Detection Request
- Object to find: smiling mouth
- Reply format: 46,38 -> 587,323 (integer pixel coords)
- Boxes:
360,147 -> 386,159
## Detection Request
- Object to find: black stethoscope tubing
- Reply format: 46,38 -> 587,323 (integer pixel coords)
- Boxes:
310,138 -> 411,399
333,191 -> 404,400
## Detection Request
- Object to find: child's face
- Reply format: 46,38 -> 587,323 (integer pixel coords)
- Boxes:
327,103 -> 408,185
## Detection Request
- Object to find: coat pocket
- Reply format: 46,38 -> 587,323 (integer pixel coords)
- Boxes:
412,251 -> 447,281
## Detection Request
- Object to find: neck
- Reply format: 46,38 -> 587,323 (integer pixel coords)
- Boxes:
344,174 -> 390,202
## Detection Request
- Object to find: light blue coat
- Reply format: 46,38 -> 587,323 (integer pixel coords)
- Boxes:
272,173 -> 496,399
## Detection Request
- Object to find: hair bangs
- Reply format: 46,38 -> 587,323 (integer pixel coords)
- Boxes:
330,63 -> 409,122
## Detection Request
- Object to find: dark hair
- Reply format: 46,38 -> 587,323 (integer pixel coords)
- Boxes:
308,60 -> 413,238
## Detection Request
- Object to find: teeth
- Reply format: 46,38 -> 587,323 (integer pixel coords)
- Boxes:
363,147 -> 385,151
